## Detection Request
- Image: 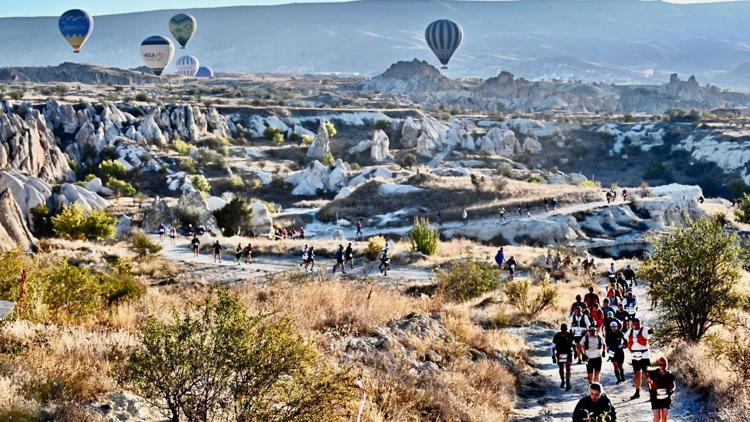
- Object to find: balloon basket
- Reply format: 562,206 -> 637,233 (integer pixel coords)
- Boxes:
441,66 -> 448,70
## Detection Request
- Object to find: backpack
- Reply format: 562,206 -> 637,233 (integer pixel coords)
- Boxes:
628,328 -> 648,348
584,334 -> 601,350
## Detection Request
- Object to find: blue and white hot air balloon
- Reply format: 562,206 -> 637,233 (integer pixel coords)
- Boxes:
176,55 -> 200,77
58,9 -> 94,53
140,35 -> 175,76
425,19 -> 463,69
196,66 -> 214,78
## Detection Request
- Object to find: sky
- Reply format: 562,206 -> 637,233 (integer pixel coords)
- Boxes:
0,0 -> 741,17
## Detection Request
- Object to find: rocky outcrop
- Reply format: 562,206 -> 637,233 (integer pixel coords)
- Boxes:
370,130 -> 393,162
142,197 -> 173,233
250,201 -> 274,237
362,59 -> 459,94
400,117 -> 421,148
47,183 -> 109,213
177,190 -> 219,231
0,189 -> 36,250
285,160 -> 351,196
307,122 -> 330,160
0,102 -> 72,182
0,62 -> 159,85
0,170 -> 51,216
477,127 -> 520,156
86,391 -> 163,422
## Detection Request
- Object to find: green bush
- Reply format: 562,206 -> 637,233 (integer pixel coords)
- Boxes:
176,206 -> 201,228
324,121 -> 337,138
410,217 -> 439,256
366,236 -> 386,260
213,198 -> 253,236
172,139 -> 192,155
53,204 -> 116,241
108,178 -> 137,197
504,277 -> 558,318
130,230 -> 162,257
435,258 -> 501,302
641,217 -> 744,343
179,157 -> 197,173
122,290 -> 354,421
191,175 -> 211,193
272,132 -> 285,146
397,153 -> 417,169
736,193 -> 750,224
194,149 -> 228,172
98,159 -> 129,182
302,134 -> 315,144
264,126 -> 282,140
321,152 -> 336,167
374,119 -> 392,131
527,175 -> 544,184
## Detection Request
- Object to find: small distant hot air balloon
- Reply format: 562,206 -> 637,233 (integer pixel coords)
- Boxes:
58,9 -> 94,53
425,19 -> 463,69
176,55 -> 200,77
196,66 -> 214,78
140,35 -> 175,76
169,13 -> 197,49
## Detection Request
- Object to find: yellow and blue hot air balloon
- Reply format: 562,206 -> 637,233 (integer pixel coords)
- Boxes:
58,9 -> 94,53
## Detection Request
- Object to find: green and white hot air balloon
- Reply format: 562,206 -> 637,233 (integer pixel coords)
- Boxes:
169,13 -> 197,49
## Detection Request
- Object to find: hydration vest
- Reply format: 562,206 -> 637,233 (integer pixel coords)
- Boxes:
628,328 -> 648,348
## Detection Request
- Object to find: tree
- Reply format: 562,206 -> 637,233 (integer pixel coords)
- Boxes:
109,178 -> 137,198
735,193 -> 750,224
123,290 -> 354,421
131,230 -> 162,257
53,204 -> 116,241
640,217 -> 744,343
321,152 -> 335,167
213,198 -> 253,236
191,175 -> 211,193
410,217 -> 439,256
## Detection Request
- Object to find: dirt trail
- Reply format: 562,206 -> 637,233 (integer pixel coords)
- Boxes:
154,234 -> 434,285
512,280 -> 710,421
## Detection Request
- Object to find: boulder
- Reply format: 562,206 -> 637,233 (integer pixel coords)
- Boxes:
477,127 -> 519,156
523,137 -> 543,154
138,111 -> 166,145
347,140 -> 372,155
250,201 -> 274,237
206,196 -> 228,212
334,186 -> 355,200
307,121 -> 331,160
370,130 -> 394,162
327,160 -> 350,191
0,170 -> 51,216
115,215 -> 133,240
400,116 -> 421,148
47,183 -> 109,213
177,190 -> 218,231
142,197 -> 173,233
0,189 -> 36,250
86,391 -> 163,422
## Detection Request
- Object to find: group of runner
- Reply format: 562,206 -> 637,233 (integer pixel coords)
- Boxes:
553,264 -> 676,422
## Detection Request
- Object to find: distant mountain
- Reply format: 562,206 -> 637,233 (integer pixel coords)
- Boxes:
0,62 -> 158,85
1,0 -> 749,88
362,59 -> 459,93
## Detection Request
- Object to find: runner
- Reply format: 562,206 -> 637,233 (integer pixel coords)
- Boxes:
551,197 -> 558,211
569,306 -> 592,364
624,291 -> 638,320
436,211 -> 443,226
552,323 -> 574,391
212,240 -> 223,263
625,318 -> 654,399
615,303 -> 631,331
649,356 -> 676,422
569,295 -> 588,316
462,208 -> 468,225
572,383 -> 617,422
299,226 -> 305,240
578,326 -> 605,384
344,242 -> 354,270
590,302 -> 605,334
601,298 -> 615,319
498,207 -> 506,222
169,227 -> 176,246
544,198 -> 550,212
303,246 -> 316,272
623,264 -> 637,287
494,247 -> 505,267
506,256 -> 517,281
356,219 -> 363,238
605,321 -> 627,384
191,235 -> 200,258
378,245 -> 391,276
584,286 -> 600,309
332,244 -> 347,274
243,243 -> 253,264
158,223 -> 165,241
300,245 -> 308,267
622,188 -> 629,202
235,243 -> 242,265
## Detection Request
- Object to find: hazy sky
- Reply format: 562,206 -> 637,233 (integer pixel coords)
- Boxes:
0,0 -> 741,17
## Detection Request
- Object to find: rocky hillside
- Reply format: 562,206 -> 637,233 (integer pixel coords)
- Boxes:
0,62 -> 159,85
362,59 -> 460,94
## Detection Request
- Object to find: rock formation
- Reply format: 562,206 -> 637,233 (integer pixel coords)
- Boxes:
362,59 -> 459,94
370,130 -> 393,162
0,188 -> 36,250
307,122 -> 331,160
400,117 -> 421,148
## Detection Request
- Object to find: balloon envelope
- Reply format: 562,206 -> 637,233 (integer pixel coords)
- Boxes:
176,55 -> 200,77
425,19 -> 463,68
196,66 -> 214,78
59,9 -> 94,53
169,13 -> 197,49
140,35 -> 175,76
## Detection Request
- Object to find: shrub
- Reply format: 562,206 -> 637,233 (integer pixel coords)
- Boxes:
302,135 -> 315,144
179,157 -> 197,173
321,152 -> 336,167
639,180 -> 652,198
581,179 -> 600,189
398,153 -> 417,169
374,119 -> 392,131
122,290 -> 354,421
272,132 -> 285,146
640,217 -> 744,343
191,175 -> 211,193
410,217 -> 439,256
367,236 -> 386,260
194,149 -> 228,172
172,139 -> 192,155
176,206 -> 201,228
135,92 -> 151,102
736,193 -> 750,224
527,175 -> 544,184
228,175 -> 245,189
496,162 -> 513,177
130,230 -> 162,257
435,258 -> 501,302
213,198 -> 253,236
264,126 -> 282,140
53,204 -> 116,241
324,121 -> 337,138
108,178 -> 137,197
504,277 -> 558,318
98,159 -> 129,182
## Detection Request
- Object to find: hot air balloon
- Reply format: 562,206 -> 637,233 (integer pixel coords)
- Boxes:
196,66 -> 214,78
58,9 -> 94,53
140,36 -> 175,76
176,55 -> 200,77
169,13 -> 197,49
425,19 -> 463,69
